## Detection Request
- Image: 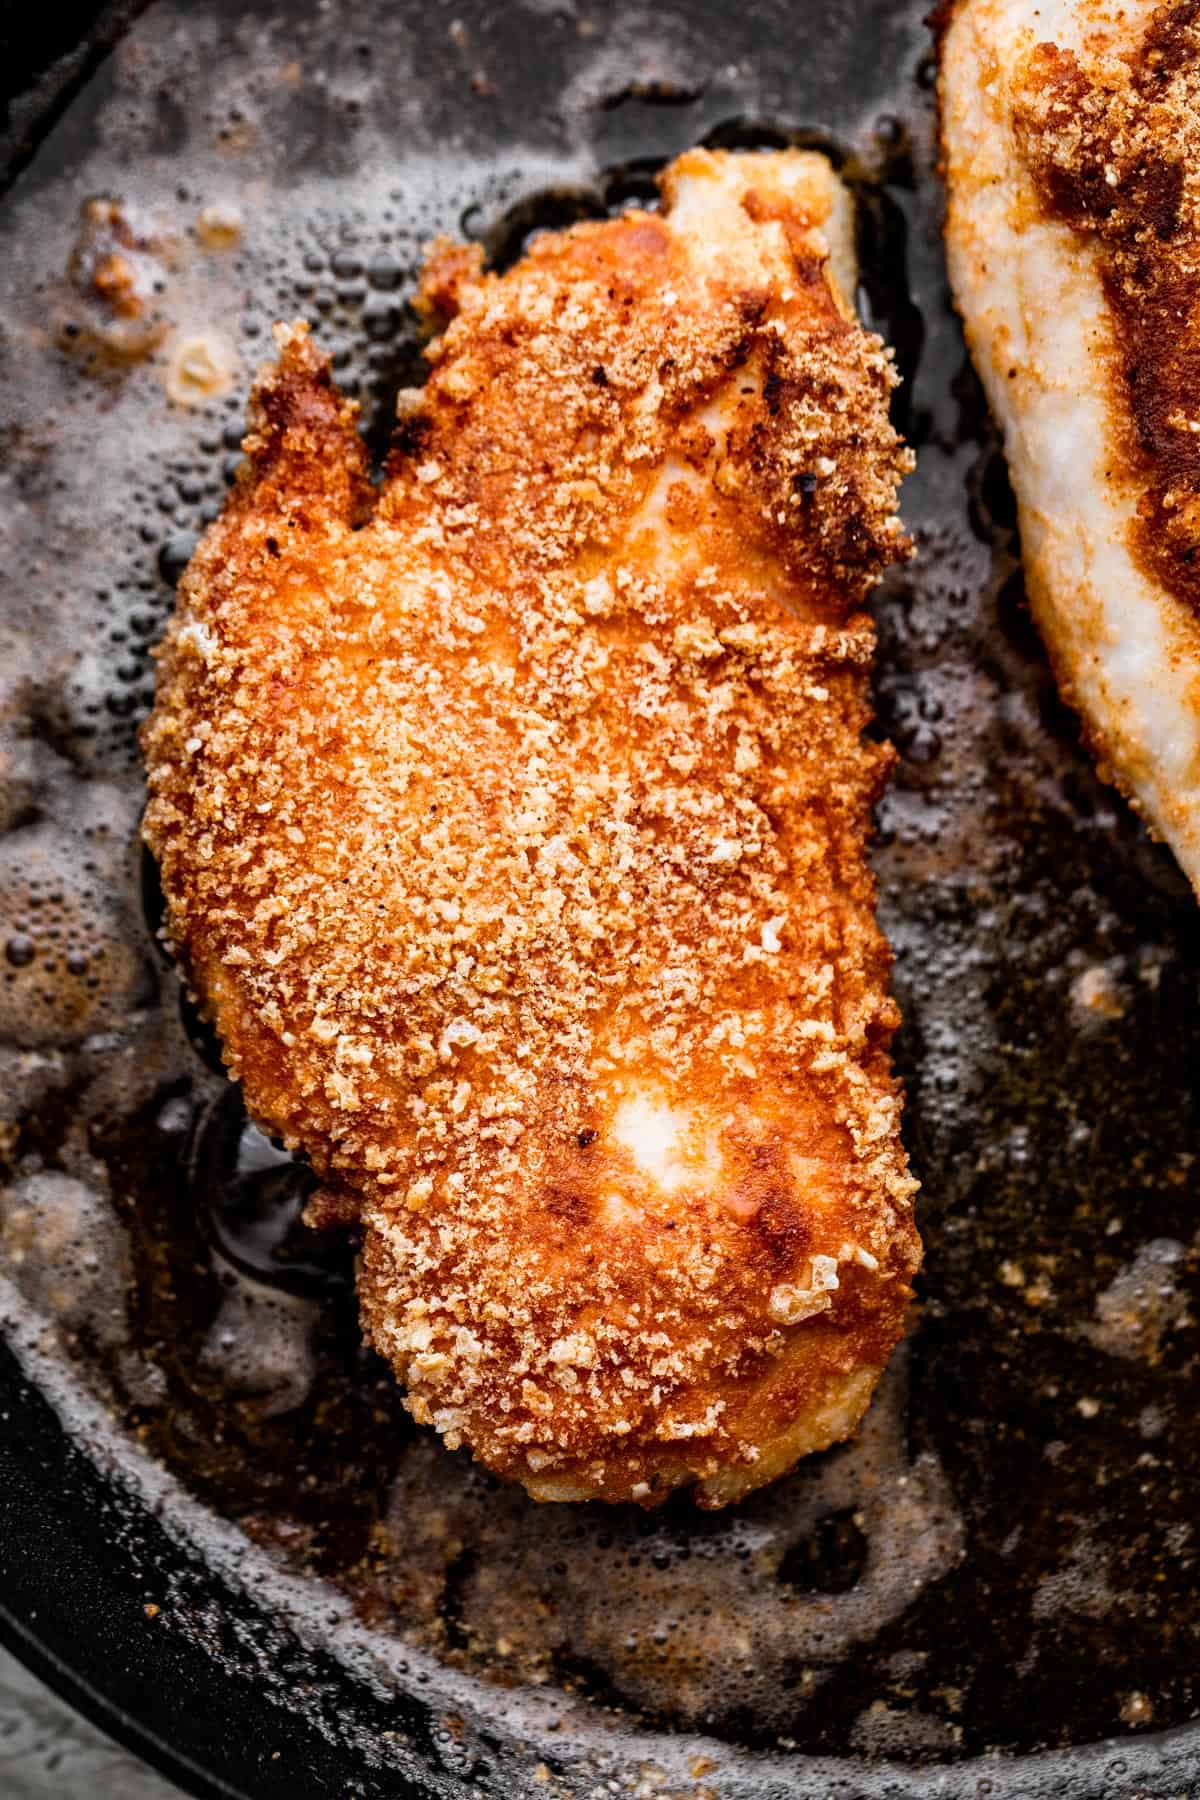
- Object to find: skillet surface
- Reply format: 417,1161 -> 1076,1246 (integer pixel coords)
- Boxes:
1,1 -> 1200,1795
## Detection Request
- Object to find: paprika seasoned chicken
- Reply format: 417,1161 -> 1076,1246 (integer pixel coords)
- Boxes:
942,0 -> 1200,893
142,147 -> 920,1507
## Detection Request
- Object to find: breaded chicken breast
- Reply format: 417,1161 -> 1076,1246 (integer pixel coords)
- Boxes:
941,0 -> 1200,892
142,148 -> 919,1507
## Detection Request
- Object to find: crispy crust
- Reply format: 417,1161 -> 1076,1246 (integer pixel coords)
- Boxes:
142,149 -> 918,1506
940,0 -> 1200,892
1011,3 -> 1200,615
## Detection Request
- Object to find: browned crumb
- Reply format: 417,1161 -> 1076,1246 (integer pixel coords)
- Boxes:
142,148 -> 918,1506
1012,3 -> 1200,614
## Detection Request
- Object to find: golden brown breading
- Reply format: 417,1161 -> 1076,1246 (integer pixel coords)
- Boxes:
1010,4 -> 1200,618
142,148 -> 919,1507
941,0 -> 1200,893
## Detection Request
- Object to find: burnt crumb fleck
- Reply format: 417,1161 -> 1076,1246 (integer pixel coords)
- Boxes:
393,411 -> 433,458
58,196 -> 176,370
598,79 -> 706,112
576,1128 -> 598,1147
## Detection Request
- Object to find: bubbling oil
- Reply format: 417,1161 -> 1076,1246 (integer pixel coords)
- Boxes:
2,0 -> 1200,1789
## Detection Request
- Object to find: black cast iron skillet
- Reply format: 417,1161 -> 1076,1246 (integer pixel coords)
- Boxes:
2,2 -> 1200,1795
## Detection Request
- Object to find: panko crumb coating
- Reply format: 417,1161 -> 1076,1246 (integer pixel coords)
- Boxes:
143,148 -> 919,1506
